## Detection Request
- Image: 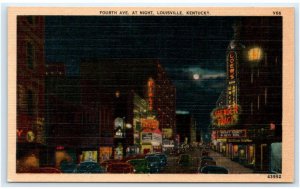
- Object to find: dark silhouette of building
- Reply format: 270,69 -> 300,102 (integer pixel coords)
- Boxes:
80,59 -> 176,140
17,16 -> 46,169
176,112 -> 196,144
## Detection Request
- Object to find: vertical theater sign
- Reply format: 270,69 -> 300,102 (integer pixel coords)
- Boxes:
227,50 -> 238,106
210,39 -> 248,153
147,78 -> 155,111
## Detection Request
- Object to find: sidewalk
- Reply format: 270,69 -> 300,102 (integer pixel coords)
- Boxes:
209,150 -> 254,174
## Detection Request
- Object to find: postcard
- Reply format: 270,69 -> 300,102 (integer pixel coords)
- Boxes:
7,7 -> 294,182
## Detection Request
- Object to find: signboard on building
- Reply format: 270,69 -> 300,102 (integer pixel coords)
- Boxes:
152,133 -> 162,144
227,138 -> 252,143
217,129 -> 246,139
141,132 -> 152,143
211,104 -> 240,126
147,78 -> 155,111
162,128 -> 173,139
141,118 -> 159,130
227,50 -> 238,105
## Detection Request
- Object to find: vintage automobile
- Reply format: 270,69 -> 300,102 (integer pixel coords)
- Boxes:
178,154 -> 191,166
146,153 -> 167,168
127,159 -> 150,173
199,159 -> 217,171
200,156 -> 214,161
154,153 -> 168,167
199,165 -> 229,174
100,159 -> 122,171
145,155 -> 161,173
59,160 -> 77,173
73,161 -> 106,173
106,162 -> 134,173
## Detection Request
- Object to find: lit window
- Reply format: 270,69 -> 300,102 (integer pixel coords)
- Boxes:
248,47 -> 263,61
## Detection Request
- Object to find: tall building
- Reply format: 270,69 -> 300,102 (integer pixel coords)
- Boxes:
45,63 -> 101,165
80,59 -> 176,139
16,16 -> 46,170
176,111 -> 195,144
211,17 -> 282,173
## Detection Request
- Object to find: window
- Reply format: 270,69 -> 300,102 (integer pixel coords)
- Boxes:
26,42 -> 34,69
27,90 -> 33,116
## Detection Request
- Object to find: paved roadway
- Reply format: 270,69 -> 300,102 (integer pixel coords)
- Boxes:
160,147 -> 253,174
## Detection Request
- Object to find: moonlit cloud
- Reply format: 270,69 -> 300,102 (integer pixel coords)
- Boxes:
202,73 -> 226,79
187,67 -> 226,80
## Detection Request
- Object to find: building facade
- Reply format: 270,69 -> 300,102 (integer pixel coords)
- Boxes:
17,16 -> 46,171
80,59 -> 176,155
211,17 -> 282,173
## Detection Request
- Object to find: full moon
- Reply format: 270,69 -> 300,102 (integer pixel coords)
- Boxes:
193,74 -> 200,80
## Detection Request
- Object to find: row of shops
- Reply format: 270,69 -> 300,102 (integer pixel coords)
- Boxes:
211,139 -> 282,173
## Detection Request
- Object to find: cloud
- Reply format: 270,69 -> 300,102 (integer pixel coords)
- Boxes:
187,67 -> 226,80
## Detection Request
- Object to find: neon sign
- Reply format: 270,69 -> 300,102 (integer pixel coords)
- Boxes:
227,51 -> 238,105
141,118 -> 159,130
211,105 -> 240,127
147,78 -> 155,111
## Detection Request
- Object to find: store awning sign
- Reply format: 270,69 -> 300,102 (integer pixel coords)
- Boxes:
217,129 -> 246,139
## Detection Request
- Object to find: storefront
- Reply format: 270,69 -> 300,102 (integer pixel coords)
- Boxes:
99,147 -> 112,162
113,143 -> 123,160
140,130 -> 162,154
79,150 -> 98,162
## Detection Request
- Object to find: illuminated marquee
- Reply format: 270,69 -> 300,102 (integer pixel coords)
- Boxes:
211,105 -> 240,127
227,50 -> 238,105
147,78 -> 155,111
141,118 -> 159,130
217,129 -> 246,139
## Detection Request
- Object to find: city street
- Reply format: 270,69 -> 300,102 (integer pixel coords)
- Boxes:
161,148 -> 253,174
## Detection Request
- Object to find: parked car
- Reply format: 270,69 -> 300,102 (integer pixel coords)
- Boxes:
199,165 -> 229,174
30,167 -> 61,173
123,154 -> 146,162
106,162 -> 134,173
60,160 -> 77,173
73,161 -> 105,173
199,159 -> 217,170
154,153 -> 167,167
127,159 -> 150,173
178,154 -> 191,166
100,159 -> 122,171
146,153 -> 167,167
145,156 -> 161,173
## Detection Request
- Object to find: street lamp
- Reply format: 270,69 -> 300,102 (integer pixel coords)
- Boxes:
125,123 -> 132,129
248,47 -> 263,62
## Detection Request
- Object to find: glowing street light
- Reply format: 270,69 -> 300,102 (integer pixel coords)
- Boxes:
125,123 -> 132,129
248,47 -> 263,62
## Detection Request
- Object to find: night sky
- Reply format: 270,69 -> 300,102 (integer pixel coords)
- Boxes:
45,16 -> 237,131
